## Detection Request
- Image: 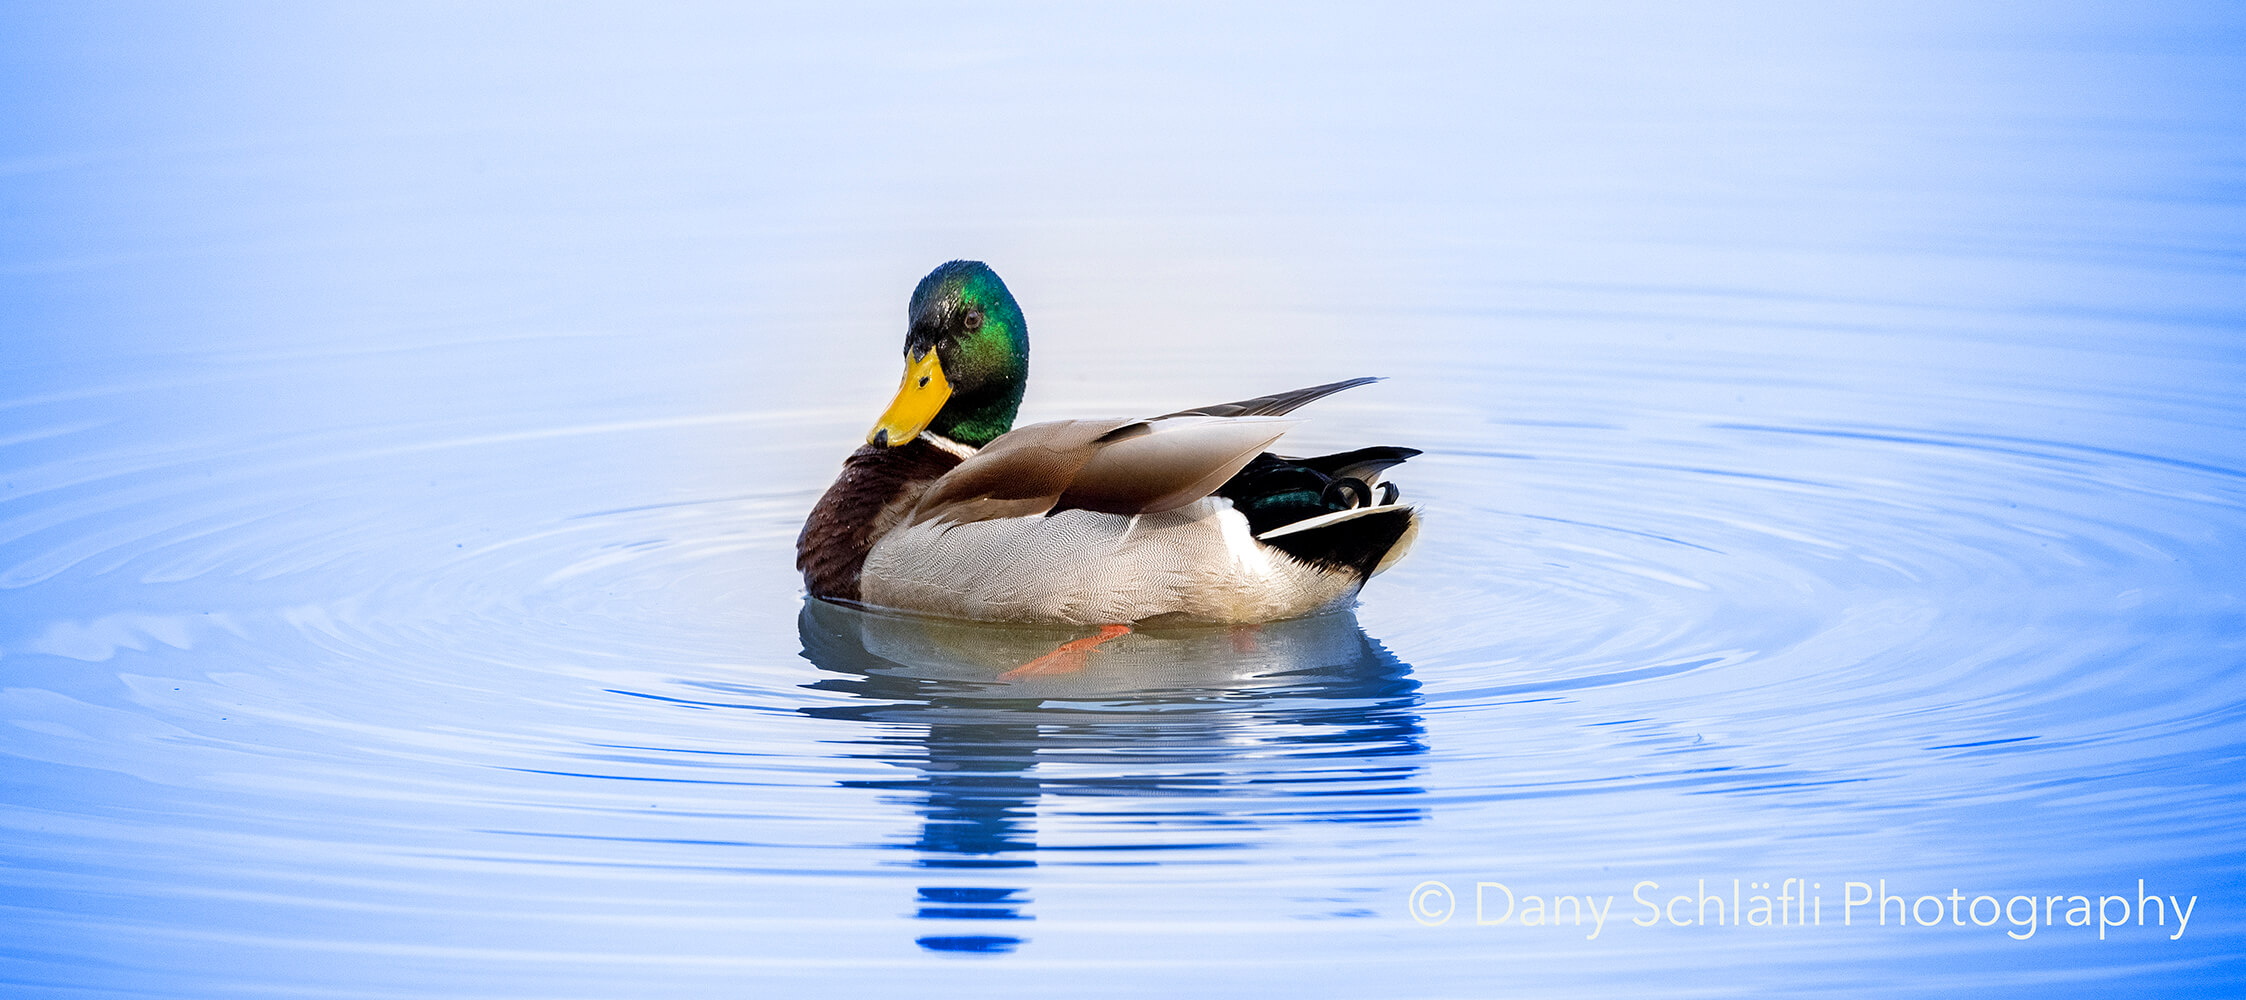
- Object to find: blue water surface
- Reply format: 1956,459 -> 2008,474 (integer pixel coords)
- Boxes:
3,3 -> 2244,996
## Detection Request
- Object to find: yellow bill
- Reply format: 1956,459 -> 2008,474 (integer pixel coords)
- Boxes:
868,350 -> 950,446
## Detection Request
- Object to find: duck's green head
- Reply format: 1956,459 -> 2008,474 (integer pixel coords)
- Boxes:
868,260 -> 1028,449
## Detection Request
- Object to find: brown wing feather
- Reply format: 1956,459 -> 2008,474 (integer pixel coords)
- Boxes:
904,419 -> 1136,526
906,416 -> 1296,526
899,379 -> 1378,529
1150,376 -> 1382,420
1055,417 -> 1296,513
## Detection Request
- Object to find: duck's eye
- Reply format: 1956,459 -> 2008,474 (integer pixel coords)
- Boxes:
963,309 -> 983,331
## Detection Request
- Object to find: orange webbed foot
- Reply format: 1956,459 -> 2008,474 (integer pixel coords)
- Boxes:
999,624 -> 1131,679
1228,623 -> 1262,654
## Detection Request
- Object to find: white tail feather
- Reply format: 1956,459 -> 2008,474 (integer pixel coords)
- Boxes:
1254,502 -> 1413,541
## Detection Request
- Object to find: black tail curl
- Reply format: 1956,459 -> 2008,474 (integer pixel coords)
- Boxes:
1216,447 -> 1421,577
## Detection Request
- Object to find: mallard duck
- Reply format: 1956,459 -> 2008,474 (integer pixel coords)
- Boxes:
797,260 -> 1420,628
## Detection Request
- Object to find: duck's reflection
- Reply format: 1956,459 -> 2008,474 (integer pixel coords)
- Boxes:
796,600 -> 1425,955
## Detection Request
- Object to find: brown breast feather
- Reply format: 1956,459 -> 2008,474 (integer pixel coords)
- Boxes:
796,439 -> 962,601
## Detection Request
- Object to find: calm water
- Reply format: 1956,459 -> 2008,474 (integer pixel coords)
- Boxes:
4,4 -> 2244,996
